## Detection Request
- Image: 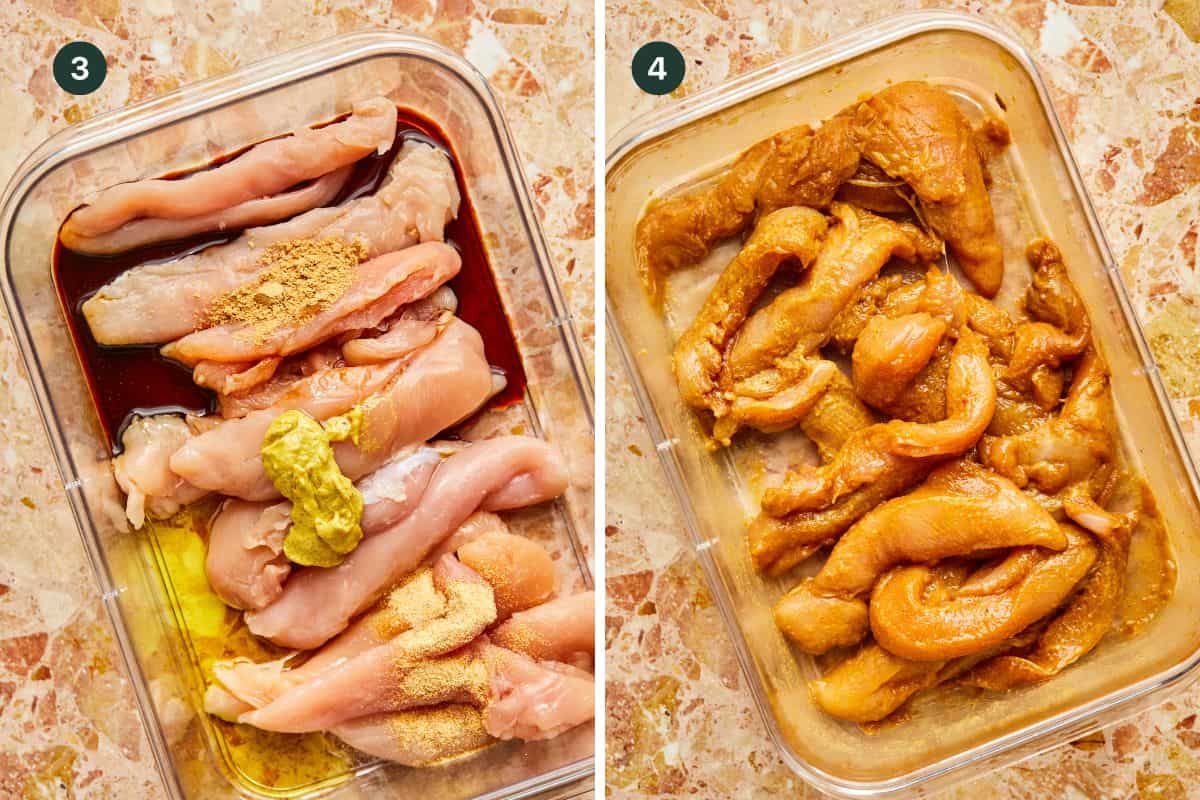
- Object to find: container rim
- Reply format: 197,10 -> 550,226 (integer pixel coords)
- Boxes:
605,9 -> 1200,798
0,29 -> 593,800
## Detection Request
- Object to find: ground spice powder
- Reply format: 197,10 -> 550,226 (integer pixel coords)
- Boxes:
205,237 -> 367,339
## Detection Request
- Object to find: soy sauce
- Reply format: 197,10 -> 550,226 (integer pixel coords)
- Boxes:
52,110 -> 528,449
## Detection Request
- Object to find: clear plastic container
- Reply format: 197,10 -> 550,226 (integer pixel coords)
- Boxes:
0,31 -> 594,800
606,11 -> 1200,798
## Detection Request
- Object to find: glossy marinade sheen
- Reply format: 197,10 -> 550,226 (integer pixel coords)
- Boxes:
52,109 -> 528,449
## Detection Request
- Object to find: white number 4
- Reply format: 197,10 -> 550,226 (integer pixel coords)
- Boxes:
647,56 -> 667,81
71,55 -> 89,81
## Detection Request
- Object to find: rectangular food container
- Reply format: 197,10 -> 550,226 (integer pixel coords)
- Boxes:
0,31 -> 594,800
606,11 -> 1200,797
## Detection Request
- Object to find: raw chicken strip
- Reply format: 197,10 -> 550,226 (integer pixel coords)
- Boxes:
245,436 -> 569,649
457,532 -> 558,619
60,166 -> 352,255
206,447 -> 441,610
331,652 -> 594,762
241,638 -> 592,740
427,511 -> 509,562
239,558 -> 495,733
63,97 -> 396,239
82,140 -> 459,345
171,319 -> 492,501
193,357 -> 283,397
161,242 -> 461,366
332,705 -> 493,766
491,592 -> 595,663
211,560 -> 458,711
205,500 -> 292,611
485,648 -> 595,741
212,538 -> 550,710
111,415 -> 208,528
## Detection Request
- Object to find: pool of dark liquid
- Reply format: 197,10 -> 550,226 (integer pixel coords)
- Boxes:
52,109 -> 528,450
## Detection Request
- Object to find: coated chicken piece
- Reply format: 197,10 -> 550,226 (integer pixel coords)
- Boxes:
869,526 -> 1098,661
170,319 -> 493,501
980,347 -> 1114,512
810,622 -> 1046,723
672,207 -> 827,426
1004,239 -> 1091,406
852,81 -> 1004,296
748,462 -> 924,577
725,203 -> 942,383
851,312 -> 948,412
62,97 -> 397,245
961,477 -> 1143,689
61,166 -> 353,256
111,415 -> 209,527
245,436 -> 569,649
773,460 -> 1066,654
809,644 -> 946,724
636,117 -> 860,299
761,329 -> 995,517
960,531 -> 1123,689
82,140 -> 459,345
161,242 -> 461,366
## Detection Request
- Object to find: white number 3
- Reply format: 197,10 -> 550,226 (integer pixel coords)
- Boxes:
71,56 -> 89,81
647,56 -> 667,81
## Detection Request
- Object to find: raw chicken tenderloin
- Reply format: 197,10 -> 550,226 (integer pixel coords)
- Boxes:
161,242 -> 461,366
247,644 -> 595,740
213,533 -> 555,709
205,447 -> 441,610
240,558 -> 496,732
111,415 -> 209,528
60,165 -> 353,255
170,319 -> 492,501
491,592 -> 595,663
82,140 -> 459,345
484,647 -> 596,741
205,500 -> 292,611
331,706 -> 493,766
63,97 -> 396,239
245,436 -> 569,649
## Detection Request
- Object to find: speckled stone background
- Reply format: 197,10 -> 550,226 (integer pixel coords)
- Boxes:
605,1 -> 1200,798
0,1 -> 592,796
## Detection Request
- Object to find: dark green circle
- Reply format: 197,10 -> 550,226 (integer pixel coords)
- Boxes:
632,42 -> 685,96
53,41 -> 107,96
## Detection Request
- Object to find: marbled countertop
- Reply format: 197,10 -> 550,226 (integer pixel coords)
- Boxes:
605,1 -> 1200,798
0,2 -> 592,796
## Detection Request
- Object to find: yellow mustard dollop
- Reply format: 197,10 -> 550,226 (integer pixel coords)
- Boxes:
261,409 -> 363,567
323,404 -> 365,446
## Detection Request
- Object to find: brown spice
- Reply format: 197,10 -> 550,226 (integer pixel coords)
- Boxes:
204,237 -> 367,339
373,568 -> 448,640
387,580 -> 496,665
384,704 -> 493,766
